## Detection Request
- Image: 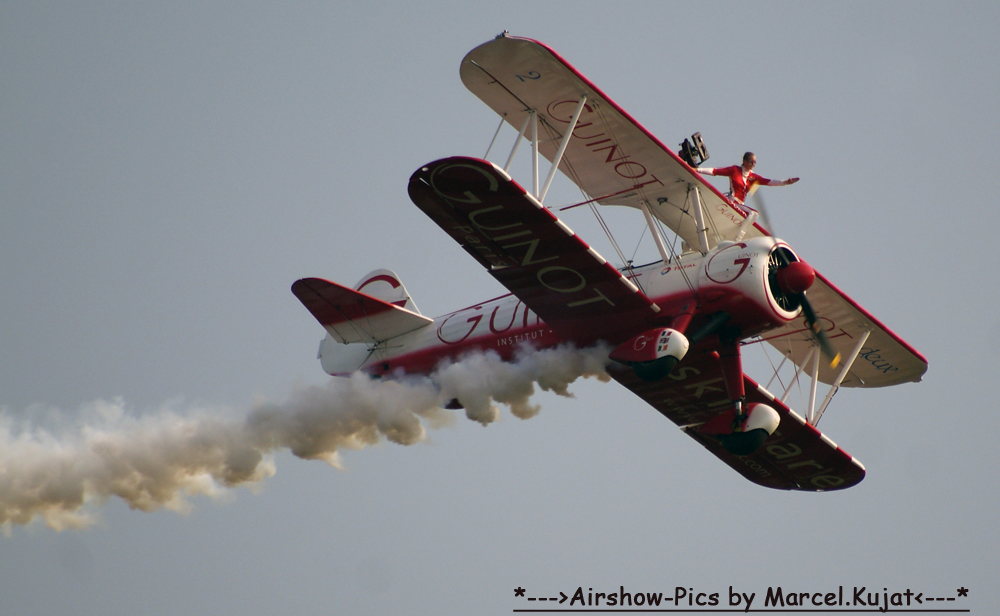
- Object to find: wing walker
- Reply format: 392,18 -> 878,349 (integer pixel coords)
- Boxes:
292,34 -> 927,491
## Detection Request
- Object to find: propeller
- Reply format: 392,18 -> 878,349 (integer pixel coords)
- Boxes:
752,192 -> 841,369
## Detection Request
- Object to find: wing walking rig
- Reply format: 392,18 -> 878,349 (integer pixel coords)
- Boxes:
292,34 -> 927,491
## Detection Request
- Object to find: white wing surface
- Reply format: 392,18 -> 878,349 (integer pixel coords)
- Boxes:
461,34 -> 765,251
759,273 -> 927,387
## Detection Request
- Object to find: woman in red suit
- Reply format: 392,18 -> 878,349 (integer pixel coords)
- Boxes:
696,152 -> 799,205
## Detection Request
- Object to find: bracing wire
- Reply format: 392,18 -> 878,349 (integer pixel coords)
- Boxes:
589,201 -> 631,271
655,208 -> 697,296
630,224 -> 647,264
533,116 -> 635,275
759,337 -> 790,393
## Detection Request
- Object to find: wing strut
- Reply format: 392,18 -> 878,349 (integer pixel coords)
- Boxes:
640,200 -> 672,264
773,329 -> 874,427
807,346 -> 822,425
813,329 -> 873,425
531,110 -> 539,197
504,113 -> 531,173
499,96 -> 588,205
484,115 -> 506,161
689,185 -> 710,255
539,96 -> 587,203
734,210 -> 760,241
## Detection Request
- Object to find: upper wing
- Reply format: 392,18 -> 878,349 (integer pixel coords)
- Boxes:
291,277 -> 432,344
407,157 -> 660,345
610,349 -> 866,491
759,272 -> 928,387
460,34 -> 766,251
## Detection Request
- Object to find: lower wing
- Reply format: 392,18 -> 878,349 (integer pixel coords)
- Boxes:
611,348 -> 865,491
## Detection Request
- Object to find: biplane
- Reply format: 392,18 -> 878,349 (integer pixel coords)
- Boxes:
292,34 -> 927,491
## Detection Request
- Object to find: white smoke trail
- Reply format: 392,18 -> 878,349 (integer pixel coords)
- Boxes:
0,344 -> 610,531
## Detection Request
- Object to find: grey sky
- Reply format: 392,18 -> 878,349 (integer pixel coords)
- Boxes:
1,2 -> 996,614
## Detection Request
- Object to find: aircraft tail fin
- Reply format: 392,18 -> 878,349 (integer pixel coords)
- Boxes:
353,269 -> 423,315
293,271 -> 434,376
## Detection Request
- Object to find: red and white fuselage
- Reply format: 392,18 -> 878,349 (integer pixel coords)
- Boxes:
319,235 -> 803,379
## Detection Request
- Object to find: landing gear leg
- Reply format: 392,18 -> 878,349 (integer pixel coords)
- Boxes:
716,331 -> 746,405
710,332 -> 779,455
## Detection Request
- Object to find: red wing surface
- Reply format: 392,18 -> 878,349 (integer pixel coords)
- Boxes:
610,349 -> 866,491
408,157 -> 660,345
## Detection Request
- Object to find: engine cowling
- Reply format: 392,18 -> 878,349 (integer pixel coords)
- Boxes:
696,237 -> 808,335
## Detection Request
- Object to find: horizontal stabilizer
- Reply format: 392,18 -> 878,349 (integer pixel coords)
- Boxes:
292,277 -> 432,344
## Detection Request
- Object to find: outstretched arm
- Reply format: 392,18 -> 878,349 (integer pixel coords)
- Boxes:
768,177 -> 799,186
